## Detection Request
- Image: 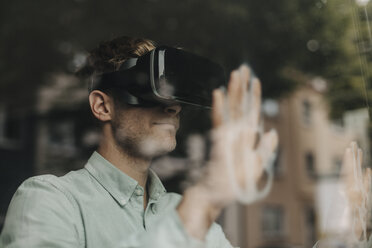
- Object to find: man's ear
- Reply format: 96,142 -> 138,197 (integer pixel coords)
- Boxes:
89,90 -> 114,122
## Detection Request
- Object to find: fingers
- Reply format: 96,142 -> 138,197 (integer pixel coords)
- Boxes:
342,142 -> 371,197
356,147 -> 363,183
227,64 -> 251,121
248,78 -> 262,128
212,64 -> 251,128
363,168 -> 372,196
227,71 -> 243,120
254,129 -> 278,178
224,64 -> 261,124
349,142 -> 364,186
238,65 -> 250,113
212,89 -> 225,128
269,129 -> 279,151
257,129 -> 278,167
258,129 -> 278,155
366,168 -> 372,185
341,146 -> 353,176
238,64 -> 251,92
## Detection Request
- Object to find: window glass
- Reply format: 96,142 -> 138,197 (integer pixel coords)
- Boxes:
261,205 -> 285,238
0,1 -> 372,247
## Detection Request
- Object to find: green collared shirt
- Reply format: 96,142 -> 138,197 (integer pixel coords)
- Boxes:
0,152 -> 233,248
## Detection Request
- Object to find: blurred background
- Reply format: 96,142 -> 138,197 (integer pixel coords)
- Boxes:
1,0 -> 372,247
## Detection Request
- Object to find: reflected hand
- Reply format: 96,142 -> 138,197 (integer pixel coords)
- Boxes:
341,142 -> 372,242
195,65 -> 278,208
177,65 -> 278,240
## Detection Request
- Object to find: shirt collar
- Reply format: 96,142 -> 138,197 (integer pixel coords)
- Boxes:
84,151 -> 166,207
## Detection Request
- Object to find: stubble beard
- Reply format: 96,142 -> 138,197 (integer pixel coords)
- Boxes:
111,115 -> 177,160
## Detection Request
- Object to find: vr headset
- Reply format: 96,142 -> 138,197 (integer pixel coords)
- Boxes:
90,46 -> 226,108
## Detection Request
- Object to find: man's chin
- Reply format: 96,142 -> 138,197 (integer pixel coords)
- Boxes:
138,137 -> 176,159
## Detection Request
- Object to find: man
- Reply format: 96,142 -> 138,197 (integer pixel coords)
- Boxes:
0,36 -> 278,247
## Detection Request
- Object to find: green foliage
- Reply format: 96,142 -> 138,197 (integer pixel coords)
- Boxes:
326,0 -> 372,119
0,0 -> 370,118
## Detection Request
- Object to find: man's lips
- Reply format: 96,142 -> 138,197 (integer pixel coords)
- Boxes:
153,121 -> 179,130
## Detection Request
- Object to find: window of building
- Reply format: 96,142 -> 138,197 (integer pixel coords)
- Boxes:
273,148 -> 283,177
302,100 -> 312,125
261,205 -> 285,238
305,207 -> 316,247
332,157 -> 343,176
305,152 -> 316,178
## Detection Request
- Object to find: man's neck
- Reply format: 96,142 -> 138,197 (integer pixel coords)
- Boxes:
97,135 -> 151,189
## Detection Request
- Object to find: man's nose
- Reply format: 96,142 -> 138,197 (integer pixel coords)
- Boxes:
164,104 -> 182,116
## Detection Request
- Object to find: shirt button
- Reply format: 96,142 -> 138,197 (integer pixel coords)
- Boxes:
135,188 -> 143,196
153,192 -> 160,199
120,199 -> 127,205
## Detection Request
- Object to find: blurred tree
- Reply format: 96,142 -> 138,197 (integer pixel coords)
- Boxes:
324,0 -> 372,119
0,0 -> 367,115
1,0 -> 369,161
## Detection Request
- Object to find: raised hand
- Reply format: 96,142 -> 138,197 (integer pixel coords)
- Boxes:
196,64 -> 278,207
341,142 -> 372,244
177,65 -> 279,240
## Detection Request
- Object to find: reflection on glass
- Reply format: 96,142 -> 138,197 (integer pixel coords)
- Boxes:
316,143 -> 372,247
1,1 -> 372,248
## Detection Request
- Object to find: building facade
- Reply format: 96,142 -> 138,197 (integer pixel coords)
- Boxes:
221,81 -> 369,248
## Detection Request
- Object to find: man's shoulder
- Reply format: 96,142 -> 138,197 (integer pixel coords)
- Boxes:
17,168 -> 93,203
6,173 -> 84,220
25,167 -> 90,190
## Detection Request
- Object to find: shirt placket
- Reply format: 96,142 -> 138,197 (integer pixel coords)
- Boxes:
128,185 -> 146,230
143,192 -> 161,230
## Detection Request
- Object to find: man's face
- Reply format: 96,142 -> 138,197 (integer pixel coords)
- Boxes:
111,103 -> 181,159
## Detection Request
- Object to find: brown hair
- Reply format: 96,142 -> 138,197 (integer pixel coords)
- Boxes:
78,36 -> 156,77
78,36 -> 156,108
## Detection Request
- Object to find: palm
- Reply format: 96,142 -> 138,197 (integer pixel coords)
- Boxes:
198,65 -> 278,207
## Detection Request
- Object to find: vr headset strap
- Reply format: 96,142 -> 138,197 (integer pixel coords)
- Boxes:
89,58 -> 139,92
